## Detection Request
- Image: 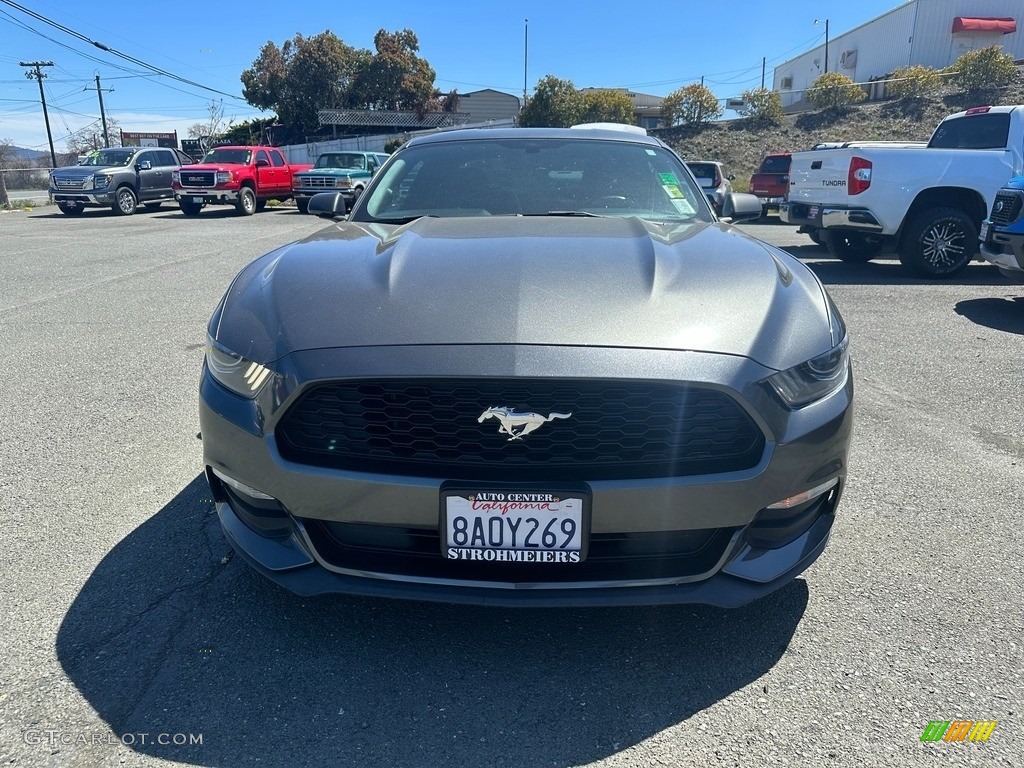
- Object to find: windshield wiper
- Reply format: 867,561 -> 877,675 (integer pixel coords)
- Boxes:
516,210 -> 607,218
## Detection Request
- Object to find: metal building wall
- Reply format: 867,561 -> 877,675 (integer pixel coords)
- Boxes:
773,0 -> 1023,108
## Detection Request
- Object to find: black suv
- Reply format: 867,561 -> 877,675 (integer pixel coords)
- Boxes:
49,146 -> 193,215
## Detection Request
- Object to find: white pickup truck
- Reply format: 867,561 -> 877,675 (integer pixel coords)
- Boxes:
780,106 -> 1024,278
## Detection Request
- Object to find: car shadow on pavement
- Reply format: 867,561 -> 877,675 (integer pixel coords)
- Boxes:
56,475 -> 808,768
788,254 -> 1011,287
954,295 -> 1024,335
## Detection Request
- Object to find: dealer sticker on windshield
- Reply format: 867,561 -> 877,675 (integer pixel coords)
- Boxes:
441,488 -> 587,563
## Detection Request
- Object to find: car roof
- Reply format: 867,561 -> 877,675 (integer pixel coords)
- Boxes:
405,127 -> 665,148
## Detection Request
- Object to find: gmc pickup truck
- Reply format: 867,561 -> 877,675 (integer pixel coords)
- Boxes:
171,146 -> 311,216
780,106 -> 1024,278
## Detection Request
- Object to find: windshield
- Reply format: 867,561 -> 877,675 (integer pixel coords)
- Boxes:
201,148 -> 253,165
314,153 -> 367,170
79,149 -> 135,167
355,138 -> 712,223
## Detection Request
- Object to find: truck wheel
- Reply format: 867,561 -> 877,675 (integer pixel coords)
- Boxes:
823,231 -> 881,263
296,199 -> 309,214
113,186 -> 137,216
899,207 -> 976,279
806,228 -> 823,246
179,201 -> 202,217
236,187 -> 257,216
57,201 -> 85,216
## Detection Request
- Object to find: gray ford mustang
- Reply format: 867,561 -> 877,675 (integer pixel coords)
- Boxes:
200,126 -> 853,607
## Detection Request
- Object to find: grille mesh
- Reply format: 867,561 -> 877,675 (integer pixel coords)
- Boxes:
276,378 -> 765,480
990,191 -> 1023,226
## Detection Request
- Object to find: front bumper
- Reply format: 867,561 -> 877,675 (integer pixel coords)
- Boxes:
780,202 -> 883,232
200,344 -> 853,607
49,189 -> 116,206
175,187 -> 240,205
980,222 -> 1024,278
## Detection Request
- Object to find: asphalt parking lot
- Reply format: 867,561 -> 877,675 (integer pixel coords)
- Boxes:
1,206 -> 1021,768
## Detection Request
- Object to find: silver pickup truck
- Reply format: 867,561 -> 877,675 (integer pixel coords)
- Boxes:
49,146 -> 193,216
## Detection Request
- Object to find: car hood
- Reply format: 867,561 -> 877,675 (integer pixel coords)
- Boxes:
51,165 -> 125,177
297,168 -> 363,176
213,216 -> 835,371
179,163 -> 245,172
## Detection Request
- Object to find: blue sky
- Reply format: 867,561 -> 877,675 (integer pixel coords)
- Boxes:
0,0 -> 906,154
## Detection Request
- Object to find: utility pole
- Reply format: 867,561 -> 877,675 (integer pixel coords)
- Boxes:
523,19 -> 529,103
20,61 -> 56,168
92,74 -> 113,148
815,19 -> 830,74
761,57 -> 766,89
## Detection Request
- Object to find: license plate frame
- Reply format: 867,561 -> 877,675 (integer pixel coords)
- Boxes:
193,196 -> 205,204
440,485 -> 591,564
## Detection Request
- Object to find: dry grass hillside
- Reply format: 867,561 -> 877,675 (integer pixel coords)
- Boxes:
654,71 -> 1024,192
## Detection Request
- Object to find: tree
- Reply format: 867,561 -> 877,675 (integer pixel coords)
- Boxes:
0,138 -> 15,206
64,117 -> 122,155
578,89 -> 636,125
241,32 -> 366,136
888,65 -> 944,99
519,75 -> 583,127
738,87 -> 783,124
187,100 -> 232,144
661,84 -> 722,127
948,45 -> 1017,93
350,29 -> 436,114
805,72 -> 866,111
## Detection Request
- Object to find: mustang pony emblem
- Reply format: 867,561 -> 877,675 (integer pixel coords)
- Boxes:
477,406 -> 572,441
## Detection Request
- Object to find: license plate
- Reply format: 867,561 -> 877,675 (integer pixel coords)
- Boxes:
441,487 -> 588,563
193,196 -> 205,204
808,205 -> 819,220
979,221 -> 989,242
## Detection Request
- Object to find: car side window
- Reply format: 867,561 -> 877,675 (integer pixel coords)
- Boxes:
136,151 -> 154,168
156,150 -> 177,167
269,149 -> 286,167
367,156 -> 378,173
256,150 -> 270,167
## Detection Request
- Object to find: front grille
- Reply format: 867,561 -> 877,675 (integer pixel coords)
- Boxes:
300,176 -> 339,189
53,177 -> 86,190
302,519 -> 736,583
276,378 -> 765,481
181,171 -> 216,187
990,191 -> 1023,225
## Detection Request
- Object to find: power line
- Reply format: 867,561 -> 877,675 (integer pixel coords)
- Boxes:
0,0 -> 245,102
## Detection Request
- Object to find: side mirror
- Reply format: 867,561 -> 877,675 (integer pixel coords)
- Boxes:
720,193 -> 764,223
137,160 -> 152,170
727,174 -> 736,181
255,158 -> 270,168
308,191 -> 347,220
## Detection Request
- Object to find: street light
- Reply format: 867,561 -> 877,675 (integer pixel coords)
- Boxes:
814,19 -> 830,74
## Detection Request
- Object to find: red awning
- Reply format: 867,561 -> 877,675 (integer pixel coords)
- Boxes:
952,17 -> 1016,34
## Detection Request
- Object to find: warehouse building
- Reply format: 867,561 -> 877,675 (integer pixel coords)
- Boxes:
773,0 -> 1024,107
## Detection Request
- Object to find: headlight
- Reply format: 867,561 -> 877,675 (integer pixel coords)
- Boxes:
767,335 -> 850,407
336,178 -> 352,189
171,170 -> 180,183
216,171 -> 232,183
92,174 -> 112,189
205,335 -> 274,398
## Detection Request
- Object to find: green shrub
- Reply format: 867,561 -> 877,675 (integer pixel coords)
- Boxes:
888,65 -> 944,99
806,72 -> 867,111
948,46 -> 1017,92
661,84 -> 722,126
738,88 -> 784,124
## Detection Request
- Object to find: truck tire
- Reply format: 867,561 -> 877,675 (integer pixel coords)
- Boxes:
236,187 -> 257,216
806,228 -> 823,246
179,200 -> 202,217
296,199 -> 309,214
823,231 -> 881,263
899,207 -> 976,279
57,201 -> 84,215
113,186 -> 137,216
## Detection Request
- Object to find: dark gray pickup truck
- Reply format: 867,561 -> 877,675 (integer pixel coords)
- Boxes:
49,146 -> 193,215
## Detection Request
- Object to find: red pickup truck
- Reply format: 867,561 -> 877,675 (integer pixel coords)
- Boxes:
748,152 -> 791,218
172,145 -> 311,216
